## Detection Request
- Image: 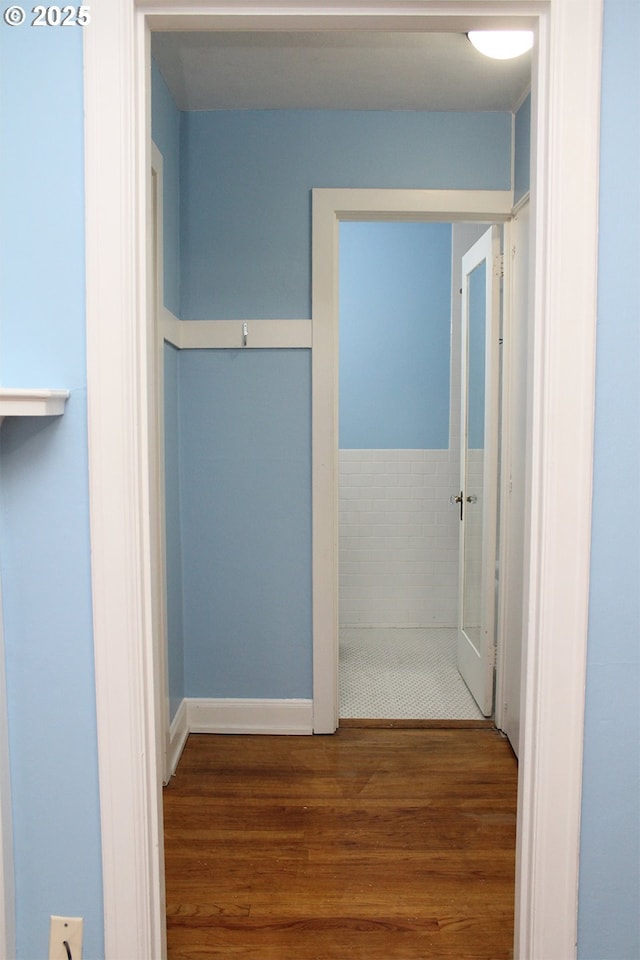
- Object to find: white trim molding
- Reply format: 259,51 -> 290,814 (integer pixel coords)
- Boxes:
151,142 -> 173,789
166,698 -> 313,778
161,312 -> 312,350
84,4 -> 603,960
167,699 -> 189,779
160,307 -> 182,348
187,698 -> 313,735
514,3 -> 602,957
84,5 -> 166,959
311,188 -> 513,737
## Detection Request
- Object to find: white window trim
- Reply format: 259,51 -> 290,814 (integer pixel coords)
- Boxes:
83,3 -> 602,959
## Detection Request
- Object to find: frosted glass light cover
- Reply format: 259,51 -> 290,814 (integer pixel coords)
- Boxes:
468,31 -> 534,60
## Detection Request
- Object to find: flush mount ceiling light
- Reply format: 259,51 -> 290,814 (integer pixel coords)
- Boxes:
467,30 -> 534,60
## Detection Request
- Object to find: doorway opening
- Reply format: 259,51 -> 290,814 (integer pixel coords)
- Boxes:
151,83 -> 527,960
336,219 -> 505,724
82,5 -> 603,958
311,188 -> 516,737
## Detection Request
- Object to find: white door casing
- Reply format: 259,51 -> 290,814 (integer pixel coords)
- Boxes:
83,4 -> 602,960
312,192 -> 513,735
151,144 -> 172,787
456,226 -> 501,717
495,198 -> 531,757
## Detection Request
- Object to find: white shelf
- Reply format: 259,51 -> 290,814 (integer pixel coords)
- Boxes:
0,389 -> 70,425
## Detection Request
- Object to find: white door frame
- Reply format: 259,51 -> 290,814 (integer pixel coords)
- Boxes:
83,3 -> 602,959
150,143 -> 172,786
311,190 -> 513,734
495,197 -> 531,755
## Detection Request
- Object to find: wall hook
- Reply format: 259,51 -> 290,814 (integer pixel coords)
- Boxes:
242,322 -> 248,347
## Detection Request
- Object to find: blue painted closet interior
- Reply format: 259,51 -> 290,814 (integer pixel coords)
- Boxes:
152,61 -> 516,712
178,349 -> 313,700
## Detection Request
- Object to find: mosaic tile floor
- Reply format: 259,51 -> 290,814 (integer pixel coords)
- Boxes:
339,627 -> 484,720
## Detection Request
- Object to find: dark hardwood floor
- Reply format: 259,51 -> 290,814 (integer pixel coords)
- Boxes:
164,728 -> 517,959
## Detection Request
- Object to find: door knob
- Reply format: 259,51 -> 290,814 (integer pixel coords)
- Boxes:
450,492 -> 463,520
466,494 -> 478,504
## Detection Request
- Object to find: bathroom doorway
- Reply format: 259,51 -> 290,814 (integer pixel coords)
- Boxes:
337,220 -> 502,722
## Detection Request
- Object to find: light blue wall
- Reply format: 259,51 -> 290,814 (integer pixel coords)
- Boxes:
179,350 -> 312,698
514,93 -> 531,205
578,3 -> 640,958
339,222 -> 452,449
180,110 -> 512,320
0,22 -> 103,960
151,59 -> 181,317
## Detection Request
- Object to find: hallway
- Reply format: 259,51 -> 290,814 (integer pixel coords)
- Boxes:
164,728 -> 517,959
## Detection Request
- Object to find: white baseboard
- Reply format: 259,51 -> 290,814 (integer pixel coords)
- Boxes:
186,697 -> 313,735
165,698 -> 313,774
167,699 -> 189,778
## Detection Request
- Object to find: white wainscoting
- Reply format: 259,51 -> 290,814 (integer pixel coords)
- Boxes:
339,449 -> 459,628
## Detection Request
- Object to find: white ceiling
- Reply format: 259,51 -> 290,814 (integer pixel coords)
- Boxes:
151,31 -> 531,113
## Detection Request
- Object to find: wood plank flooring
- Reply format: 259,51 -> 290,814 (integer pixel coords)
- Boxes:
164,728 -> 517,960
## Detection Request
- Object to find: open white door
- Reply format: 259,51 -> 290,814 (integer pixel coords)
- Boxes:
456,226 -> 501,716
